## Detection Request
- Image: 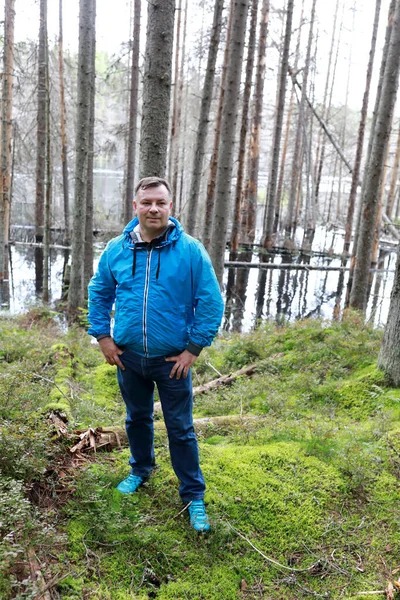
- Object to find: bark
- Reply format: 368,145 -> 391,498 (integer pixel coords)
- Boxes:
171,0 -> 188,211
350,0 -> 400,311
124,0 -> 141,223
378,240 -> 400,384
43,52 -> 51,304
168,0 -> 182,188
0,0 -> 15,284
228,0 -> 258,259
58,0 -> 70,242
343,0 -> 381,255
224,0 -> 258,316
186,0 -> 224,236
84,0 -> 96,294
68,0 -> 95,312
139,0 -> 175,178
386,122 -> 400,219
209,0 -> 249,285
35,0 -> 47,246
275,0 -> 304,233
284,0 -> 317,244
262,0 -> 295,249
203,0 -> 234,250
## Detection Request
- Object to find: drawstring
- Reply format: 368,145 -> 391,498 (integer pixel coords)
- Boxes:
156,251 -> 161,280
132,246 -> 137,277
132,245 -> 161,279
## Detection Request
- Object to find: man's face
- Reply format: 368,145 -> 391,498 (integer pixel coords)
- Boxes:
133,185 -> 172,241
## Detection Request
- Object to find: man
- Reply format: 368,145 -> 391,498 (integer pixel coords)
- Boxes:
88,176 -> 224,533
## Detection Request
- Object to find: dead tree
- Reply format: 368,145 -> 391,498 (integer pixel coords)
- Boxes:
350,0 -> 400,311
262,0 -> 294,249
0,0 -> 15,294
58,0 -> 70,241
209,0 -> 249,285
124,0 -> 141,224
343,0 -> 381,255
186,0 -> 224,237
68,0 -> 96,312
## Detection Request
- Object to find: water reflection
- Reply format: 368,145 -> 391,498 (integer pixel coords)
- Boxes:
3,226 -> 397,332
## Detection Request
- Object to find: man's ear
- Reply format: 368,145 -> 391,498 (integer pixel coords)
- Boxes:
133,200 -> 137,212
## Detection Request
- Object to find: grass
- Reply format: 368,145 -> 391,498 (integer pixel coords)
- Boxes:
1,309 -> 400,599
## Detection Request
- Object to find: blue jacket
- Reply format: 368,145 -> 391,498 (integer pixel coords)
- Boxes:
88,217 -> 224,357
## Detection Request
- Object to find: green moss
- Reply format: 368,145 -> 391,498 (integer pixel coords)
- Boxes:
80,362 -> 121,410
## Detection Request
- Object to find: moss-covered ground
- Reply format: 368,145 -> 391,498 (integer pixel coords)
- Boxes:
1,309 -> 400,599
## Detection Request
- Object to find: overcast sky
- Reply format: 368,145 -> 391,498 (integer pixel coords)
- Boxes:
13,0 -> 392,113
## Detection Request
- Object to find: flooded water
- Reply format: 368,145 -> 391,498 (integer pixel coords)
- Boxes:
1,223 -> 397,332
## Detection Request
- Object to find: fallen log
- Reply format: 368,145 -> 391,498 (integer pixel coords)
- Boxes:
69,415 -> 265,454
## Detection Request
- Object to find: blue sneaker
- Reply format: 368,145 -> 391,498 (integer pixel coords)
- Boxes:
188,500 -> 210,533
116,474 -> 143,494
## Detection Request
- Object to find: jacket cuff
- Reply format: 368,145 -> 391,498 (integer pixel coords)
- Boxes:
96,334 -> 112,341
186,341 -> 203,356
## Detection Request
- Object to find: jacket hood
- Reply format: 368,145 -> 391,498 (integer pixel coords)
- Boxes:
122,216 -> 183,245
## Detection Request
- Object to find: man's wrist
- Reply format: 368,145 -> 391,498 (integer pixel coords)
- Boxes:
186,341 -> 203,356
97,334 -> 112,342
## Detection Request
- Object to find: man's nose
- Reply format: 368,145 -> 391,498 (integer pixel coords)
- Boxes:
149,203 -> 159,212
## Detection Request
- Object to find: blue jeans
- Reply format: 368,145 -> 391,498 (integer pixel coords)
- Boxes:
117,349 -> 205,502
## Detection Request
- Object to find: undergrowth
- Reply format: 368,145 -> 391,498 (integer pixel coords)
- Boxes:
1,310 -> 400,599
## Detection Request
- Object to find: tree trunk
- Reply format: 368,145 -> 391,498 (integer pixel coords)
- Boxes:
224,0 -> 258,317
229,0 -> 258,257
139,0 -> 175,178
209,0 -> 249,285
68,0 -> 95,313
84,0 -> 96,295
203,0 -> 234,250
58,0 -> 70,242
350,0 -> 400,311
343,0 -> 381,255
284,0 -> 317,245
168,0 -> 182,189
124,0 -> 141,224
275,0 -> 304,234
43,50 -> 51,304
171,0 -> 188,211
262,0 -> 294,249
378,241 -> 400,384
186,0 -> 224,237
386,121 -> 400,219
0,0 -> 15,289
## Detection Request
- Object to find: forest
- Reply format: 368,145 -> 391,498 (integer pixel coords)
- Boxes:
2,0 -> 400,598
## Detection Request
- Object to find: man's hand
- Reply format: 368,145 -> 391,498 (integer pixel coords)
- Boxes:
165,350 -> 197,379
98,337 -> 125,370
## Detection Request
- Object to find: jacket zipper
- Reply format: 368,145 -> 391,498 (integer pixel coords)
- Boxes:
142,247 -> 153,357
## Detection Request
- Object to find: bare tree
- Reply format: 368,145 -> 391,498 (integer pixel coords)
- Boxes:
68,0 -> 96,312
139,0 -> 175,177
209,0 -> 249,285
262,0 -> 295,249
124,0 -> 141,223
84,0 -> 97,293
186,0 -> 224,236
350,0 -> 400,311
343,0 -> 381,255
0,0 -> 15,296
59,0 -> 70,241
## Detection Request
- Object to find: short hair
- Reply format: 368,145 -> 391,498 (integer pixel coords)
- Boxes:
134,176 -> 171,197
